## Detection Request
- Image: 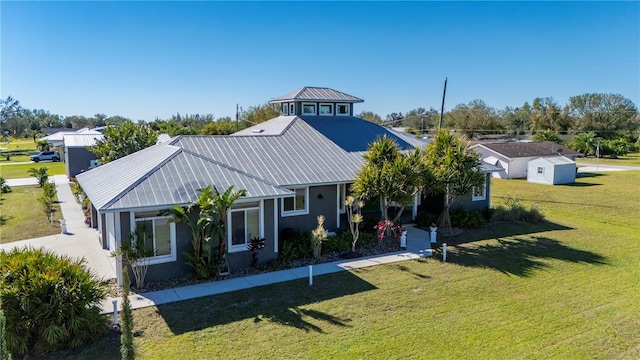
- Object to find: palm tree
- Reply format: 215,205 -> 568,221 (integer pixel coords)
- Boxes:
27,167 -> 49,187
423,129 -> 484,228
210,185 -> 246,274
533,129 -> 563,144
570,132 -> 597,156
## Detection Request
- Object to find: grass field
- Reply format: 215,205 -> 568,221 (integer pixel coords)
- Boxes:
577,152 -> 640,166
0,185 -> 62,243
0,137 -> 38,152
56,170 -> 640,359
0,162 -> 66,179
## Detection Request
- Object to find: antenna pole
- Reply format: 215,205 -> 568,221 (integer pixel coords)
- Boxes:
236,104 -> 239,132
439,77 -> 448,129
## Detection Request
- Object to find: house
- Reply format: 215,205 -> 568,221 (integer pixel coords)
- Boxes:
471,141 -> 581,179
76,87 -> 495,285
527,156 -> 576,185
63,133 -> 104,178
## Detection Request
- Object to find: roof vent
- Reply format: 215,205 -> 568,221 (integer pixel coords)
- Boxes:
252,129 -> 264,133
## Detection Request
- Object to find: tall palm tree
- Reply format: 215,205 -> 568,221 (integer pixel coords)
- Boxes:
210,185 -> 247,274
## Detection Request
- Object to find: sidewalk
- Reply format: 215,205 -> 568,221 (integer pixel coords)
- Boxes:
101,224 -> 433,314
0,175 -> 116,280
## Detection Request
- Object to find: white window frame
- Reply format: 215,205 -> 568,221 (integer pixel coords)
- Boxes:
282,103 -> 288,115
319,103 -> 334,116
281,187 -> 309,216
289,103 -> 295,115
227,201 -> 264,253
338,184 -> 346,214
537,166 -> 544,174
302,103 -> 317,115
472,181 -> 487,201
130,211 -> 177,265
336,103 -> 350,116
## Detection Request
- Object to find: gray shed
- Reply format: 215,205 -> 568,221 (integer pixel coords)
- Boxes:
527,156 -> 576,185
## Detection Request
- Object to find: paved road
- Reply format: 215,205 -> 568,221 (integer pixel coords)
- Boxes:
1,175 -> 116,280
576,162 -> 640,173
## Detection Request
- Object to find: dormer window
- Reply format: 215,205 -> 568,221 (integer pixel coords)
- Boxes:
289,103 -> 295,115
319,103 -> 333,116
302,103 -> 316,115
282,103 -> 289,115
337,103 -> 350,116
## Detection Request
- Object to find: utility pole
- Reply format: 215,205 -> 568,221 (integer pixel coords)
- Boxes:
439,77 -> 448,129
235,104 -> 241,132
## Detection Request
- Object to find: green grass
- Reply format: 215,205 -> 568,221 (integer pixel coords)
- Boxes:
0,154 -> 32,163
0,185 -> 62,243
48,172 -> 640,359
0,137 -> 38,152
576,152 -> 640,166
0,162 -> 66,179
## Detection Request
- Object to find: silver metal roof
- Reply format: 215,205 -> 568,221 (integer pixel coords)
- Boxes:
530,155 -> 576,165
270,87 -> 364,104
63,134 -> 105,147
232,116 -> 296,136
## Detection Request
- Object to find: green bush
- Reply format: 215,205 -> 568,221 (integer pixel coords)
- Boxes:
450,207 -> 486,228
414,211 -> 439,229
492,195 -> 545,224
323,232 -> 352,253
0,247 -> 108,357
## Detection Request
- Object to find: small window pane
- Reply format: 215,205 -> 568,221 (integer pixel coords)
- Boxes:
246,209 -> 259,240
320,104 -> 333,115
303,104 -> 316,114
154,218 -> 172,256
283,197 -> 294,212
295,188 -> 305,210
290,104 -> 294,114
231,211 -> 245,246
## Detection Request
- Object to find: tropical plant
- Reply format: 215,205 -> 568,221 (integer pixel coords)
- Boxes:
569,131 -> 597,156
247,237 -> 266,268
27,166 -> 49,187
90,121 -> 158,163
120,271 -> 135,360
0,298 -> 11,360
114,222 -> 156,289
345,195 -> 364,252
0,177 -> 10,193
210,185 -> 247,274
352,136 -> 422,222
533,129 -> 563,144
0,247 -> 108,357
423,129 -> 485,228
38,181 -> 56,218
311,215 -> 327,259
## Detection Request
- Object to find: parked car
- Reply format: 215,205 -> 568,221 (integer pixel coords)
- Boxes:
31,151 -> 60,162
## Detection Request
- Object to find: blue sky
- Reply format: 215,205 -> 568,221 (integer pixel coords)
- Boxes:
2,1 -> 638,122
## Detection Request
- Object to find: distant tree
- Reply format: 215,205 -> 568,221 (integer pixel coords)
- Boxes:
200,117 -> 237,135
64,115 -> 91,129
357,111 -> 382,124
445,100 -> 502,138
568,93 -> 638,138
533,129 -> 563,144
104,115 -> 131,126
423,130 -> 484,228
569,131 -> 598,156
90,122 -> 158,163
0,96 -> 23,126
531,97 -> 569,132
384,112 -> 404,125
501,104 -> 532,135
403,107 -> 439,132
240,103 -> 279,127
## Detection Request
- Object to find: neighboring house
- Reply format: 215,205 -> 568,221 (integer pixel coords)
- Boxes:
76,87 -> 495,284
63,133 -> 105,178
527,156 -> 576,185
471,141 -> 581,179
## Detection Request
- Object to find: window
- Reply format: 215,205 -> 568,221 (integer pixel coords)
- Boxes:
131,211 -> 176,265
337,103 -> 350,116
319,103 -> 333,116
282,103 -> 288,115
537,167 -> 544,174
472,182 -> 486,201
302,103 -> 316,115
289,103 -> 295,115
338,184 -> 346,214
282,187 -> 308,216
228,202 -> 262,252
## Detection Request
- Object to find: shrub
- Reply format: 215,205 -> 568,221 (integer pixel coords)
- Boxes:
0,177 -> 10,194
120,271 -> 134,360
27,167 -> 49,187
492,195 -> 545,224
323,232 -> 352,253
311,215 -> 327,259
247,237 -> 266,268
414,211 -> 439,229
38,181 -> 57,218
0,298 -> 10,360
450,207 -> 486,228
0,247 -> 108,357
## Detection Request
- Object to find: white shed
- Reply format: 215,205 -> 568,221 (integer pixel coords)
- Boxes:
527,156 -> 576,185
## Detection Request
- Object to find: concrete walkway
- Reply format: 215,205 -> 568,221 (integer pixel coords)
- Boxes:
0,175 -> 116,280
101,225 -> 434,314
4,177 -> 40,186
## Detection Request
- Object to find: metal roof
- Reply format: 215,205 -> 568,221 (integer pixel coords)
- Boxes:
471,141 -> 581,159
530,155 -> 576,165
63,134 -> 105,147
232,116 -> 296,136
270,87 -> 364,104
301,116 -> 426,152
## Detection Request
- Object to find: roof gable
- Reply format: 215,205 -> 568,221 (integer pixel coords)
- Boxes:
270,87 -> 364,103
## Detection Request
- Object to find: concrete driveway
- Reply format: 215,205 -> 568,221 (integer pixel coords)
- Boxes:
0,175 -> 116,280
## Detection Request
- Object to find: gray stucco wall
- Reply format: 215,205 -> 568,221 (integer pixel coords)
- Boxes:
450,173 -> 492,211
278,185 -> 339,233
66,147 -> 98,178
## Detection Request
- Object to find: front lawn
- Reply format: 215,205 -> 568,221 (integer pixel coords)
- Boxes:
57,171 -> 640,359
576,152 -> 640,166
0,162 -> 66,179
0,185 -> 62,243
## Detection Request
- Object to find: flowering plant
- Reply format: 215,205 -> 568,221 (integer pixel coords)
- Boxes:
375,220 -> 402,241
